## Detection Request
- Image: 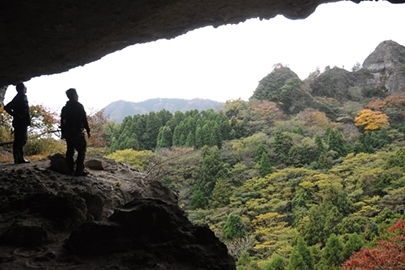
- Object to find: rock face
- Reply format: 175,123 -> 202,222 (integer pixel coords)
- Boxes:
251,40 -> 405,121
363,40 -> 405,95
0,0 -> 340,88
0,159 -> 235,269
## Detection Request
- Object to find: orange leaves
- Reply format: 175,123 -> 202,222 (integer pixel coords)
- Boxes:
87,109 -> 108,148
298,108 -> 330,129
250,100 -> 286,122
354,109 -> 389,132
343,219 -> 405,270
29,104 -> 59,136
366,99 -> 385,111
384,94 -> 405,109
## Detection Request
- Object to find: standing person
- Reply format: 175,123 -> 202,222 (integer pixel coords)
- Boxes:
4,82 -> 31,164
60,88 -> 91,176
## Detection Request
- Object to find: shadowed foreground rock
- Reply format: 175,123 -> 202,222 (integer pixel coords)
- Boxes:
0,158 -> 235,269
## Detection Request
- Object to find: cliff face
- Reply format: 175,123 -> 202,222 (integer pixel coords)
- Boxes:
0,158 -> 235,269
251,40 -> 405,121
362,40 -> 405,95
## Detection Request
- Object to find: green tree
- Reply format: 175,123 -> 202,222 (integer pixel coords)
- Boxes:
190,187 -> 208,209
210,178 -> 231,208
264,255 -> 286,270
195,124 -> 203,148
301,205 -> 328,246
287,236 -> 314,270
185,131 -> 195,147
317,151 -> 330,169
156,126 -> 172,148
319,234 -> 343,269
273,131 -> 293,165
326,127 -> 348,157
259,151 -> 272,177
197,146 -> 227,200
223,213 -> 246,241
342,233 -> 363,261
255,143 -> 268,163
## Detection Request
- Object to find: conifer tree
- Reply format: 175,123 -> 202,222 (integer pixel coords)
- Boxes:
320,234 -> 343,269
195,125 -> 203,148
156,126 -> 172,148
185,131 -> 195,147
223,213 -> 246,241
197,146 -> 227,200
273,131 -> 293,165
317,151 -> 330,169
255,143 -> 268,164
326,128 -> 348,157
342,233 -> 363,261
315,135 -> 325,158
264,255 -> 286,270
287,236 -> 314,270
190,187 -> 208,209
210,178 -> 231,208
259,151 -> 272,177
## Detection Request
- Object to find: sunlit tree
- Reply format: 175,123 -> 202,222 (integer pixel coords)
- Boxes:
354,109 -> 389,132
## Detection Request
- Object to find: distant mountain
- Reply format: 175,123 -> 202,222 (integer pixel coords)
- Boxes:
103,98 -> 224,123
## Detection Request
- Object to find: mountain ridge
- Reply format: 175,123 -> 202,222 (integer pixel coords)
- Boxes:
103,98 -> 224,123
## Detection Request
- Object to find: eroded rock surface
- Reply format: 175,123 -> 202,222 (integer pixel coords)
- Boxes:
0,158 -> 235,269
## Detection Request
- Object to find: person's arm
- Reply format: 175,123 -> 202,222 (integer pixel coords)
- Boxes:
4,98 -> 15,116
60,107 -> 66,139
81,105 -> 91,138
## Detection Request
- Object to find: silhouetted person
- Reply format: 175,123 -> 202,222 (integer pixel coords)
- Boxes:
4,82 -> 31,164
60,88 -> 91,176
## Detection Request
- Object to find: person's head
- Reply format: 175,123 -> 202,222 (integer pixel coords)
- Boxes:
66,88 -> 78,101
16,82 -> 26,93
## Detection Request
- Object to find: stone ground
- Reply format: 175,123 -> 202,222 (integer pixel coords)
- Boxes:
0,157 -> 235,270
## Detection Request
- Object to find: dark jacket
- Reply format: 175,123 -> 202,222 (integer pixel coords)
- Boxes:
4,92 -> 30,127
60,100 -> 90,138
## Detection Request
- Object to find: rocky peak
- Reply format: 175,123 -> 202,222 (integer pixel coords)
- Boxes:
310,66 -> 357,101
363,40 -> 405,95
363,40 -> 405,73
251,65 -> 300,101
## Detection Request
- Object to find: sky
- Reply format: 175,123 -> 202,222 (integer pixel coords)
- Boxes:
4,0 -> 405,114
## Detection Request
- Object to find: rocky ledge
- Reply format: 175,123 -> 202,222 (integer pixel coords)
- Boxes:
0,158 -> 235,269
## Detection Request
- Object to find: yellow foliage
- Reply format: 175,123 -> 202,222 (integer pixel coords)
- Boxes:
105,149 -> 154,171
354,109 -> 389,132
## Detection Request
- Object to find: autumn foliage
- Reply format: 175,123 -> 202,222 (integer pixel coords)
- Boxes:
343,219 -> 405,270
354,109 -> 389,132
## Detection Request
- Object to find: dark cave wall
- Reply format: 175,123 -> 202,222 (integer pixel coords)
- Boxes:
0,0 -> 404,103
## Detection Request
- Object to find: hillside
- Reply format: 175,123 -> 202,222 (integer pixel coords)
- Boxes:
249,40 -> 405,123
2,39 -> 405,270
103,98 -> 224,123
102,40 -> 405,269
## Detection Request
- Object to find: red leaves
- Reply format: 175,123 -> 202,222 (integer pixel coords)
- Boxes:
343,219 -> 405,270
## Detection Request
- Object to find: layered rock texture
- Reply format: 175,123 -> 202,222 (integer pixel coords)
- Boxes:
0,158 -> 235,269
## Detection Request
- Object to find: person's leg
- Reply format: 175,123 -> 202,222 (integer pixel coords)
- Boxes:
12,139 -> 20,164
19,125 -> 29,163
13,125 -> 25,164
74,134 -> 88,176
65,138 -> 75,175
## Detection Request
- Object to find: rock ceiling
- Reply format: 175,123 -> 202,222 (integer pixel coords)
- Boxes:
1,0 -> 404,88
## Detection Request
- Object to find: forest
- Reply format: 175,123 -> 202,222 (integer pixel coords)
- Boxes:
2,56 -> 405,269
